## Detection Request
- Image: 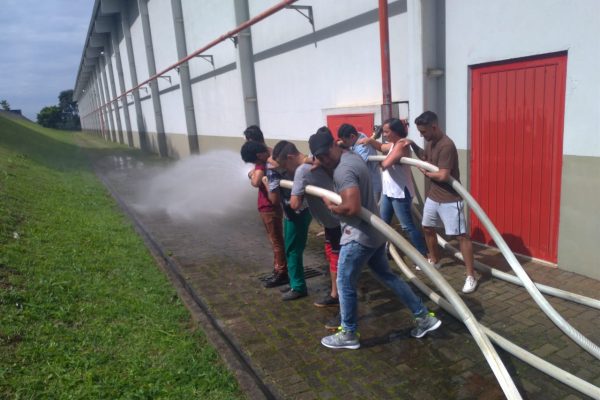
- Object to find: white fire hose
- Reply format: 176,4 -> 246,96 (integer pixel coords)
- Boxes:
388,243 -> 600,399
368,155 -> 600,361
279,180 -> 523,400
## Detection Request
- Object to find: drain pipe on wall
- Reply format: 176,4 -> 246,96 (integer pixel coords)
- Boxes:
378,0 -> 393,122
278,180 -> 523,400
368,155 -> 600,360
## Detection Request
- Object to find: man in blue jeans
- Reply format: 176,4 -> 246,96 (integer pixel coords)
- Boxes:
309,131 -> 441,350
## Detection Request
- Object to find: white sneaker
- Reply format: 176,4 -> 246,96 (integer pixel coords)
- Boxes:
462,275 -> 478,293
415,259 -> 441,271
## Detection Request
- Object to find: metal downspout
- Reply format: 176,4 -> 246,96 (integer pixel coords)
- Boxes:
137,0 -> 168,158
378,0 -> 393,123
234,0 -> 261,128
170,0 -> 199,154
120,1 -> 148,151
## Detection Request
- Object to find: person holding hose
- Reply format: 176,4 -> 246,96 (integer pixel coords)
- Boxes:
407,111 -> 478,294
309,130 -> 441,350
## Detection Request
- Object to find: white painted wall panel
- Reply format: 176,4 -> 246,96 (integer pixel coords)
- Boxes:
118,32 -> 133,90
128,102 -> 138,132
181,0 -> 238,79
249,0 -> 378,54
388,12 -> 410,103
129,6 -> 150,84
446,0 -> 600,156
191,69 -> 245,137
160,90 -> 187,134
147,0 -> 181,91
255,22 -> 384,141
140,98 -> 156,133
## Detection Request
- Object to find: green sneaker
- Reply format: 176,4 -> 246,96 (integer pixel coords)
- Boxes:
410,312 -> 442,338
321,329 -> 360,350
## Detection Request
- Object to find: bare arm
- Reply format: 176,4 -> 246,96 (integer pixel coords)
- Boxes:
356,136 -> 391,154
322,186 -> 361,217
290,194 -> 304,210
249,168 -> 264,188
420,167 -> 451,182
380,140 -> 410,170
261,175 -> 281,205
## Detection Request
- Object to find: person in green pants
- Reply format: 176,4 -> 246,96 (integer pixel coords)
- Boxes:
266,140 -> 312,301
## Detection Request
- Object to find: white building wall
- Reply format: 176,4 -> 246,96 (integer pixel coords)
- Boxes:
182,0 -> 238,78
118,31 -> 133,90
255,22 -> 384,140
192,69 -> 245,137
446,0 -> 600,156
147,0 -> 186,135
251,0 -> 410,140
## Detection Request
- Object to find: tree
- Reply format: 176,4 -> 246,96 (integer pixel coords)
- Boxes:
37,106 -> 63,129
0,100 -> 10,111
58,90 -> 81,131
36,90 -> 81,130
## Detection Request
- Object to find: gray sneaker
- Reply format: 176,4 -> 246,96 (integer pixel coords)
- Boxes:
410,312 -> 442,338
321,329 -> 360,350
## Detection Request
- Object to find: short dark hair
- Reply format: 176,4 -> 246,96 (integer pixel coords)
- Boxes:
337,123 -> 358,139
414,111 -> 438,126
316,126 -> 333,138
383,118 -> 408,138
272,140 -> 299,163
240,140 -> 268,163
243,125 -> 265,143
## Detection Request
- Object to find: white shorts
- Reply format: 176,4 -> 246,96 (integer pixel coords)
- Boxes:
422,198 -> 467,236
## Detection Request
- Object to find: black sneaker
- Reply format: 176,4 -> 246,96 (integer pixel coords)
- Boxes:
324,314 -> 341,331
263,273 -> 289,288
314,294 -> 339,308
281,289 -> 307,301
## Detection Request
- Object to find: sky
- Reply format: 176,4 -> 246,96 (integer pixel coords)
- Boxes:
0,0 -> 95,120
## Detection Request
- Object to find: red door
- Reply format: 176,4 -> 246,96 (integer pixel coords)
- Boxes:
470,53 -> 567,262
326,113 -> 375,140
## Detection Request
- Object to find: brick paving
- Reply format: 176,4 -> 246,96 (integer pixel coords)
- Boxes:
95,152 -> 599,400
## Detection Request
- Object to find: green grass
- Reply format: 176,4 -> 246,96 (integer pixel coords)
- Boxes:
0,115 -> 242,399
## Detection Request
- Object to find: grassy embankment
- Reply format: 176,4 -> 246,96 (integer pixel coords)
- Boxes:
0,115 -> 242,399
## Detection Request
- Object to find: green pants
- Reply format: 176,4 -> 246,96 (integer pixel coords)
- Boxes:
283,210 -> 311,293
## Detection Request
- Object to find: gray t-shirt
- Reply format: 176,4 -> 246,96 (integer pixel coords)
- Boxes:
333,151 -> 385,248
291,164 -> 339,229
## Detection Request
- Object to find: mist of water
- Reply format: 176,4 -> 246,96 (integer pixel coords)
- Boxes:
131,150 -> 256,221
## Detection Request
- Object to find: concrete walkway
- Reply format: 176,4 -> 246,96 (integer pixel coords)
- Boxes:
94,151 -> 599,400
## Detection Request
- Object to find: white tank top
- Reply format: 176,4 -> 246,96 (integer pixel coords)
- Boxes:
381,142 -> 415,199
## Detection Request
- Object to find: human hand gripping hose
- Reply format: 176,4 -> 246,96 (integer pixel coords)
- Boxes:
278,180 -> 524,400
368,155 -> 600,361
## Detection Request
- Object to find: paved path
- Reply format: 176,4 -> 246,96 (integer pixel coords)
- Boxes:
94,151 -> 599,400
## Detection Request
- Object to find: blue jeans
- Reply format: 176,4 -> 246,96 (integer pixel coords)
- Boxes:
337,241 -> 428,333
380,191 -> 428,257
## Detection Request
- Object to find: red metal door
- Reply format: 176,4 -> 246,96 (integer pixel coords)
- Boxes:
470,53 -> 567,262
326,113 -> 375,140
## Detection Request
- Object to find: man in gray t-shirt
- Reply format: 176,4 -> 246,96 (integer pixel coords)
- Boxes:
291,163 -> 343,308
309,131 -> 441,350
